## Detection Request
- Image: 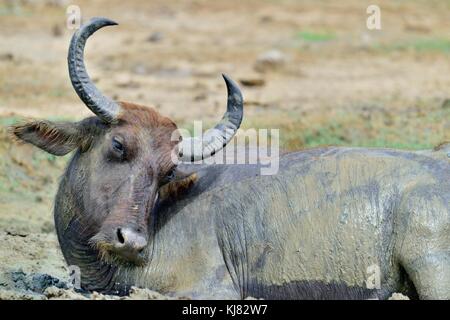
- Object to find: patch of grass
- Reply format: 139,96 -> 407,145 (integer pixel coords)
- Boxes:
50,88 -> 67,98
0,116 -> 22,127
242,104 -> 449,151
0,3 -> 31,17
296,30 -> 336,42
376,38 -> 450,54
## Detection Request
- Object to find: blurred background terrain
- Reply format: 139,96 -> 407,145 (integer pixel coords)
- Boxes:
0,0 -> 448,298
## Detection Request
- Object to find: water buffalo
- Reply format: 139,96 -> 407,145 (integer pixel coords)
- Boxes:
12,18 -> 449,299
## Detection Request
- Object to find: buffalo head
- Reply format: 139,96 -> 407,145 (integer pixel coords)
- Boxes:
12,17 -> 243,266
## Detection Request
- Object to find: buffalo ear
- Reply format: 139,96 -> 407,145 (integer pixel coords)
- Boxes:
159,170 -> 198,202
11,120 -> 89,156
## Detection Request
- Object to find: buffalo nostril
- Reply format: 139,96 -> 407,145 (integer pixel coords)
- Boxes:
116,228 -> 125,244
114,228 -> 147,251
110,228 -> 147,263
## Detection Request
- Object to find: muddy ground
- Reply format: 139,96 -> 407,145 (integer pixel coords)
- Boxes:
0,0 -> 448,299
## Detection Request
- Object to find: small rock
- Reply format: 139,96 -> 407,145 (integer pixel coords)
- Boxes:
254,50 -> 286,73
91,291 -> 120,300
128,287 -> 171,300
442,99 -> 450,109
0,53 -> 14,61
404,23 -> 431,34
244,99 -> 268,108
6,231 -> 27,237
147,32 -> 164,43
194,93 -> 208,101
0,289 -> 45,300
8,270 -> 68,294
239,77 -> 265,87
44,286 -> 87,300
52,24 -> 63,37
31,273 -> 68,293
11,270 -> 26,284
388,293 -> 410,300
259,15 -> 273,24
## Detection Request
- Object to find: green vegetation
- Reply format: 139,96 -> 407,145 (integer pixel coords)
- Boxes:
0,3 -> 31,17
0,116 -> 21,127
242,104 -> 449,151
376,38 -> 450,54
296,30 -> 336,42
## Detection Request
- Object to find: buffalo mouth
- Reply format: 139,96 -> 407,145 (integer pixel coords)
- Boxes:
89,235 -> 148,267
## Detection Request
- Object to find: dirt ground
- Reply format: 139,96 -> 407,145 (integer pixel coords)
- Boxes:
0,0 -> 448,299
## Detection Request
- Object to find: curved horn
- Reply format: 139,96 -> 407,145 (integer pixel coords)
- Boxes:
178,74 -> 244,162
68,17 -> 120,123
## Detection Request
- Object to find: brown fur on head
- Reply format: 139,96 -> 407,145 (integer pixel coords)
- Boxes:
159,172 -> 198,201
12,102 -> 196,266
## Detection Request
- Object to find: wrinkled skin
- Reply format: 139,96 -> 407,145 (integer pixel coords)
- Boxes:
13,105 -> 449,299
126,145 -> 449,299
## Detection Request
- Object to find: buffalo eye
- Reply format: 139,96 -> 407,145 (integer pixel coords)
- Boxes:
160,167 -> 176,186
111,136 -> 125,159
166,167 -> 176,180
